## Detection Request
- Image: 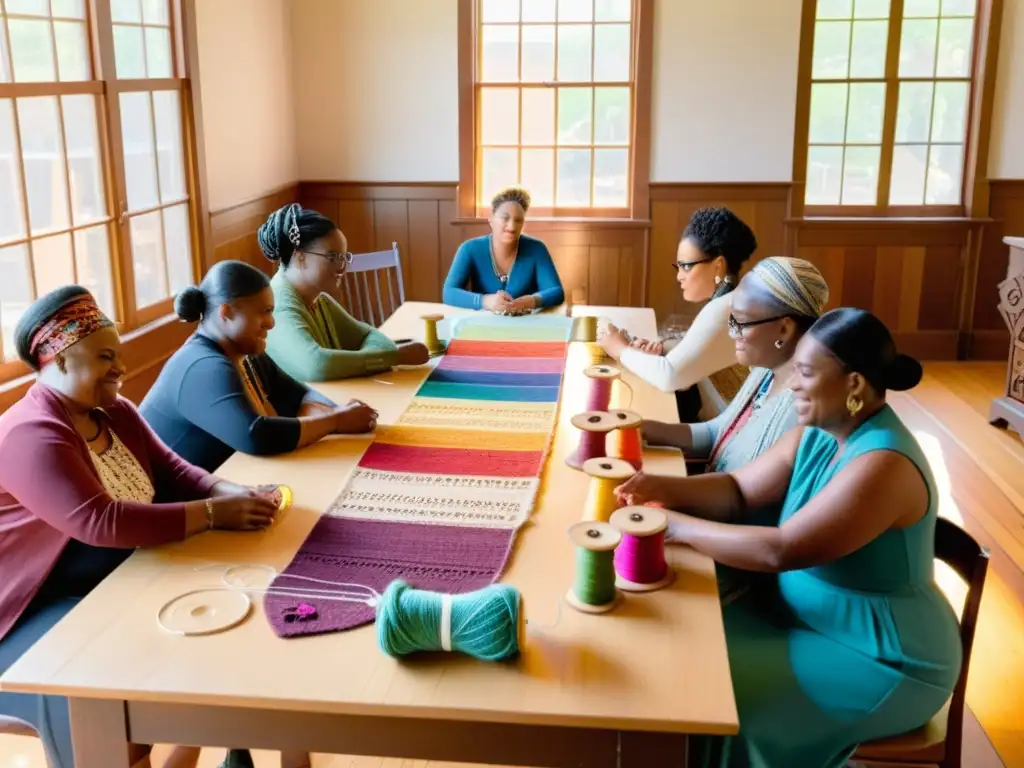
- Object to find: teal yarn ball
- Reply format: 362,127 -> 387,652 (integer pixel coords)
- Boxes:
376,580 -> 521,662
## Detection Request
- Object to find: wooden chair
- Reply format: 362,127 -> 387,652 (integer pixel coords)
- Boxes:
852,517 -> 990,768
341,242 -> 405,327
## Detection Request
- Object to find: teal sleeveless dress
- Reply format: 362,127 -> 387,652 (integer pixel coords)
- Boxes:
693,405 -> 962,768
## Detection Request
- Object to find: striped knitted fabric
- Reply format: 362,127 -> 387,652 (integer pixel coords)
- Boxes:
266,313 -> 572,637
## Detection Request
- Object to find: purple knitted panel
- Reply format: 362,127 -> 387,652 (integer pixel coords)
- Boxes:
265,516 -> 516,638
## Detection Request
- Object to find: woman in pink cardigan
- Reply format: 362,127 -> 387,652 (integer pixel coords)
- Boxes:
0,286 -> 279,768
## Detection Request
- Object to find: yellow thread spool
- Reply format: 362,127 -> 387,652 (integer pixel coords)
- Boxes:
422,313 -> 445,357
582,457 -> 635,522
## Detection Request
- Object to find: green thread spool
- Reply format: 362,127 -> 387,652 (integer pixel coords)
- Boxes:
422,313 -> 446,357
574,315 -> 598,342
376,580 -> 522,661
565,521 -> 622,614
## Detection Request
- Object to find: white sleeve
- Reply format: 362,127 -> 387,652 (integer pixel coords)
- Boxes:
619,295 -> 736,393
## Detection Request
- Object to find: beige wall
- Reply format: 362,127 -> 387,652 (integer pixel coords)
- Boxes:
195,0 -> 299,211
290,0 -> 460,182
989,0 -> 1024,179
650,0 -> 803,182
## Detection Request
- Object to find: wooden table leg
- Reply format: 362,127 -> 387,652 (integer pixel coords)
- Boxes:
69,698 -> 145,768
619,731 -> 689,768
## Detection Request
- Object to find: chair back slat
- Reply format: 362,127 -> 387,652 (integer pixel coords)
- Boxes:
344,242 -> 405,327
343,275 -> 355,319
372,272 -> 386,326
359,272 -> 375,325
386,270 -> 397,314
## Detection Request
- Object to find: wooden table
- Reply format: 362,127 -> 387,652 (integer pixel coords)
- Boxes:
0,302 -> 737,768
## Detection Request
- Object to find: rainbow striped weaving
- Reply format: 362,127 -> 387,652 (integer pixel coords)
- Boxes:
266,313 -> 572,637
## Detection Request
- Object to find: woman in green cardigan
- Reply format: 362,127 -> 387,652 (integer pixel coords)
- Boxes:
260,204 -> 429,381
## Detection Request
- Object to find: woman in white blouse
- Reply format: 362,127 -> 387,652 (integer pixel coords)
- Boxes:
599,207 -> 757,408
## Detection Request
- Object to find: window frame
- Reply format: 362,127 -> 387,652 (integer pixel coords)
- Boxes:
791,0 -> 999,219
0,0 -> 208,384
457,0 -> 653,221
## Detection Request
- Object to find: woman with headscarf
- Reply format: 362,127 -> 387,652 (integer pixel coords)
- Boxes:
0,286 -> 280,768
642,257 -> 829,474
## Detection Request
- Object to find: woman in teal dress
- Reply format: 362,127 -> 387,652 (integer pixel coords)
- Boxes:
617,307 -> 961,768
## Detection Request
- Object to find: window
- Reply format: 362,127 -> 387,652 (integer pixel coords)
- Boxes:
0,0 -> 198,377
803,0 -> 977,212
475,0 -> 635,214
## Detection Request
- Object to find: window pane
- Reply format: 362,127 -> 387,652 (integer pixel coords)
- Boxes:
163,204 -> 192,295
556,148 -> 591,205
846,83 -> 885,143
521,88 -> 555,145
153,91 -> 185,201
595,0 -> 630,21
849,20 -> 887,78
5,0 -> 48,15
941,0 -> 975,16
130,210 -> 166,307
0,23 -> 10,83
111,0 -> 143,23
481,0 -> 520,22
0,100 -> 27,242
145,26 -> 173,78
31,233 -> 75,298
558,0 -> 592,22
480,148 -> 517,205
895,81 -> 934,143
521,25 -> 555,82
0,244 -> 32,361
557,87 -> 592,145
926,144 -> 963,204
593,148 -> 627,207
481,25 -> 519,82
120,91 -> 159,210
806,146 -> 844,204
841,145 -> 880,204
52,0 -> 87,19
809,83 -> 848,144
557,25 -> 592,81
480,88 -> 519,145
142,0 -> 170,25
594,86 -> 629,144
936,18 -> 973,77
904,0 -> 940,16
890,144 -> 928,204
812,21 -> 851,79
62,94 -> 107,225
899,19 -> 938,77
521,148 -> 554,206
17,97 -> 70,235
932,81 -> 968,142
114,25 -> 146,79
854,0 -> 890,18
594,24 -> 630,82
54,21 -> 91,81
818,0 -> 852,18
521,0 -> 555,22
8,19 -> 57,83
74,225 -> 115,318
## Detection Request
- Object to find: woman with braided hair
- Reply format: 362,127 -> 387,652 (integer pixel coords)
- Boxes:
260,203 -> 429,381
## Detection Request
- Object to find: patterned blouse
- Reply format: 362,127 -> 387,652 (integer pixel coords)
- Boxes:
88,430 -> 156,504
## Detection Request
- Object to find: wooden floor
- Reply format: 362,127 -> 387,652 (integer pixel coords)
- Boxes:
2,362 -> 1022,768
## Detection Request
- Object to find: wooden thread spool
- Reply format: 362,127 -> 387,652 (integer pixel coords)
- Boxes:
574,315 -> 598,342
583,365 -> 619,411
422,313 -> 446,357
566,521 -> 622,614
582,457 -> 635,522
607,409 -> 644,471
610,507 -> 675,593
565,411 -> 620,470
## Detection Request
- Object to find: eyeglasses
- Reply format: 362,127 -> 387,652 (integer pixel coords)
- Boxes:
303,249 -> 353,266
672,257 -> 714,273
728,313 -> 791,338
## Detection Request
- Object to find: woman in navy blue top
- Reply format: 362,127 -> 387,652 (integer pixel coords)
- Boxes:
443,186 -> 565,312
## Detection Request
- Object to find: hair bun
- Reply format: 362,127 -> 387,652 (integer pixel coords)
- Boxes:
883,354 -> 922,392
174,286 -> 206,323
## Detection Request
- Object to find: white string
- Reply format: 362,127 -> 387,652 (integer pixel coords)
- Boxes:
182,562 -> 382,608
440,594 -> 452,651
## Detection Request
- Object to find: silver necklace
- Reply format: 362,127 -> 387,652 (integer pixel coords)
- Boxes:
489,236 -> 518,285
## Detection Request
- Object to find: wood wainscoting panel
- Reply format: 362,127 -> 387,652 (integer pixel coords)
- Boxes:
209,183 -> 302,276
972,180 -> 1024,359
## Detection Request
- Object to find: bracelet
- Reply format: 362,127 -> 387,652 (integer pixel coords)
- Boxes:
205,498 -> 215,530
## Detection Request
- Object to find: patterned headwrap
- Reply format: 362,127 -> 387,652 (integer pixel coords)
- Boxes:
29,292 -> 114,365
750,257 -> 829,319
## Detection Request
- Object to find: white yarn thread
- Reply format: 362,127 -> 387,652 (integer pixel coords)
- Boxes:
440,593 -> 453,651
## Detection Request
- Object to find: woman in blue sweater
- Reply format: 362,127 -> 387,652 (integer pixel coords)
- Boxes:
443,186 -> 565,312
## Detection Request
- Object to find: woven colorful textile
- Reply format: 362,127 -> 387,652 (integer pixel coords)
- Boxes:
266,313 -> 572,637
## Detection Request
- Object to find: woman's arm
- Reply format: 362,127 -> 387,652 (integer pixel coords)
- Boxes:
530,242 -> 564,308
669,448 -> 928,573
261,354 -> 335,416
323,297 -> 399,357
442,241 -> 486,309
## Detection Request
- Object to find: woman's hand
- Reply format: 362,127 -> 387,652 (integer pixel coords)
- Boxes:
641,420 -> 675,447
631,338 -> 665,355
598,323 -> 630,359
297,400 -> 334,419
482,291 -> 512,312
396,341 -> 430,366
507,295 -> 537,315
208,494 -> 278,530
615,472 -> 674,507
333,399 -> 378,434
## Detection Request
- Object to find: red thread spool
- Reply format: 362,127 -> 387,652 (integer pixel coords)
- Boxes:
583,365 -> 621,411
607,409 -> 643,471
610,506 -> 675,592
565,411 -> 619,470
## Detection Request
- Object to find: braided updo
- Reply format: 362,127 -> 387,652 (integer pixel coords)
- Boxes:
257,203 -> 337,267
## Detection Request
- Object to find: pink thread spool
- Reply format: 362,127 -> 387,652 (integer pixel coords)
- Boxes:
583,365 -> 621,411
610,506 -> 675,592
566,411 -> 620,470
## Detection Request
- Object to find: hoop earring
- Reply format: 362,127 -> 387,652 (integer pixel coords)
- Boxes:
846,394 -> 863,417
774,339 -> 785,349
